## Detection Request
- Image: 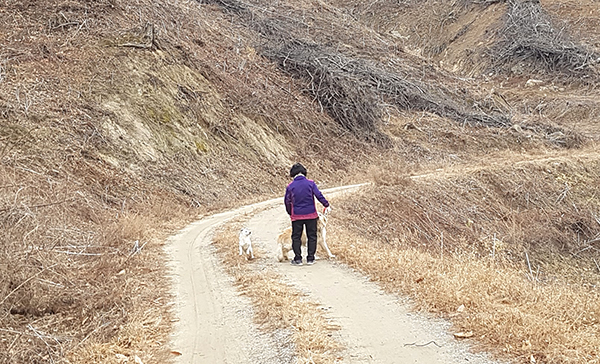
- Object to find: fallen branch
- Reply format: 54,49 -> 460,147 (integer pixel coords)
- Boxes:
130,240 -> 149,256
525,252 -> 535,282
53,21 -> 80,29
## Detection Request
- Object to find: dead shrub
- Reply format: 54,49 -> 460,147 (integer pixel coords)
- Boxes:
0,158 -> 197,363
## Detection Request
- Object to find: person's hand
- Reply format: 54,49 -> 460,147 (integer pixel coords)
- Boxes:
324,205 -> 332,215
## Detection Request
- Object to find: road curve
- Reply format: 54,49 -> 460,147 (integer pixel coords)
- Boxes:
165,184 -> 367,363
166,183 -> 505,364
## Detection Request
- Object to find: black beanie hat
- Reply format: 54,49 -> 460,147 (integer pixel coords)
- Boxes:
289,163 -> 307,178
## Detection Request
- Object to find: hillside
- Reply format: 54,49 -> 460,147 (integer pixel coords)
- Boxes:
1,0 -> 599,363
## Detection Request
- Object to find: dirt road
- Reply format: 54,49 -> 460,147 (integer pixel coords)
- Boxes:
167,184 -> 504,363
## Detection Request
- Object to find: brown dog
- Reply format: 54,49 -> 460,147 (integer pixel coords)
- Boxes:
277,210 -> 334,262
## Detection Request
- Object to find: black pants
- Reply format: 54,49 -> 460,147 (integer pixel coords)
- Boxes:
291,218 -> 318,262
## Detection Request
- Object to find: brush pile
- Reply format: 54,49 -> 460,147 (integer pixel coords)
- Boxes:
494,0 -> 599,77
265,42 -> 510,139
203,0 -> 512,143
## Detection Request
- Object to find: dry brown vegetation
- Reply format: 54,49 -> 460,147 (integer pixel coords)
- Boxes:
328,150 -> 600,363
493,0 -> 598,78
0,0 -> 364,362
1,0 -> 600,362
0,159 -> 195,363
334,0 -> 599,80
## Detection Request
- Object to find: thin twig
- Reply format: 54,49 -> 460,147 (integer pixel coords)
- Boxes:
72,321 -> 111,350
525,252 -> 535,282
404,340 -> 442,348
440,231 -> 444,261
27,324 -> 60,364
492,233 -> 496,261
0,199 -> 74,213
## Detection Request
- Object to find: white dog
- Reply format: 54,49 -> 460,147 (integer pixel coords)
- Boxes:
238,227 -> 254,259
277,207 -> 334,262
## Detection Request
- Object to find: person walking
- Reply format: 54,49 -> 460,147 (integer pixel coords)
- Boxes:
284,163 -> 331,266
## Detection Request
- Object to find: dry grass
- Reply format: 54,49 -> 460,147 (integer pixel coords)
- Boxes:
333,0 -> 599,81
333,240 -> 600,364
212,222 -> 343,364
328,149 -> 600,364
543,0 -> 600,51
0,159 -> 196,363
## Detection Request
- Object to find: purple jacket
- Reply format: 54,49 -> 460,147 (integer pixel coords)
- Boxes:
284,175 -> 329,221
